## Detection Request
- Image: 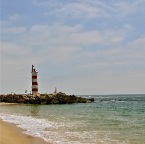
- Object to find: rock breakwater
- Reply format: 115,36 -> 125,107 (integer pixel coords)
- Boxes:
0,92 -> 94,104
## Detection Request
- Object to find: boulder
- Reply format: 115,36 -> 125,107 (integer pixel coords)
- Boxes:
0,93 -> 94,104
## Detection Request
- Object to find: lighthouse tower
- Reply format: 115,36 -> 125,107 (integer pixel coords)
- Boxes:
31,65 -> 38,95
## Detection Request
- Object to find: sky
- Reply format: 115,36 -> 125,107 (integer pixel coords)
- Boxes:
0,0 -> 145,95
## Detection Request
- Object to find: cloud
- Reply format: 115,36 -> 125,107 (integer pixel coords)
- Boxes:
1,42 -> 29,58
33,0 -> 145,22
9,13 -> 22,21
26,24 -> 125,46
1,23 -> 126,67
126,36 -> 145,61
33,0 -> 111,22
9,24 -> 125,66
131,36 -> 145,47
2,27 -> 26,34
0,13 -> 24,29
47,2 -> 110,19
112,0 -> 145,17
75,34 -> 145,76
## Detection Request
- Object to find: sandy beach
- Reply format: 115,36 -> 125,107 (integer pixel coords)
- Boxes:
0,120 -> 49,144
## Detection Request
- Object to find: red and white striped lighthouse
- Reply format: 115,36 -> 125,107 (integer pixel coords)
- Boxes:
31,65 -> 38,95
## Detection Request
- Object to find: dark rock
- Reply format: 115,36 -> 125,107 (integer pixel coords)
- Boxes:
87,98 -> 95,102
76,97 -> 87,103
51,98 -> 60,104
0,92 -> 94,105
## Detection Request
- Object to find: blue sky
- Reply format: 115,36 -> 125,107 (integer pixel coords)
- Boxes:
1,0 -> 145,94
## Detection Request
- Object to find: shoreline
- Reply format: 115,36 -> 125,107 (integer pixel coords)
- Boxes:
0,120 -> 50,144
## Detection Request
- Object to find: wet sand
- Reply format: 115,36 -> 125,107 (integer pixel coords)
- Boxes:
0,120 -> 49,144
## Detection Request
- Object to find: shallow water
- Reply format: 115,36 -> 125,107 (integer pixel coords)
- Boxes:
0,94 -> 145,144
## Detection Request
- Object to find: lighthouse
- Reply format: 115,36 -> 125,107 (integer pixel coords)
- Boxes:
31,65 -> 38,95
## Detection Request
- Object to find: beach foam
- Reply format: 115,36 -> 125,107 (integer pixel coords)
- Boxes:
0,113 -> 54,142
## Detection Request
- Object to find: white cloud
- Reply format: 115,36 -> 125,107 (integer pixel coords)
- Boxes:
33,0 -> 111,21
9,13 -> 22,21
126,36 -> 145,60
131,36 -> 145,47
47,2 -> 110,19
33,0 -> 145,22
112,0 -> 145,17
123,24 -> 134,31
2,27 -> 26,34
1,24 -> 127,67
1,42 -> 30,57
27,24 -> 125,46
12,24 -> 126,67
74,34 -> 145,76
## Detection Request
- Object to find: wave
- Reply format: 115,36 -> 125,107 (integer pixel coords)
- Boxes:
0,113 -> 54,142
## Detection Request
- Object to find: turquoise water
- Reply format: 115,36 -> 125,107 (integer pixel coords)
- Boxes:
0,94 -> 145,144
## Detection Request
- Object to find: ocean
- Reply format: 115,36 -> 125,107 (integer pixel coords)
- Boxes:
0,94 -> 145,144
